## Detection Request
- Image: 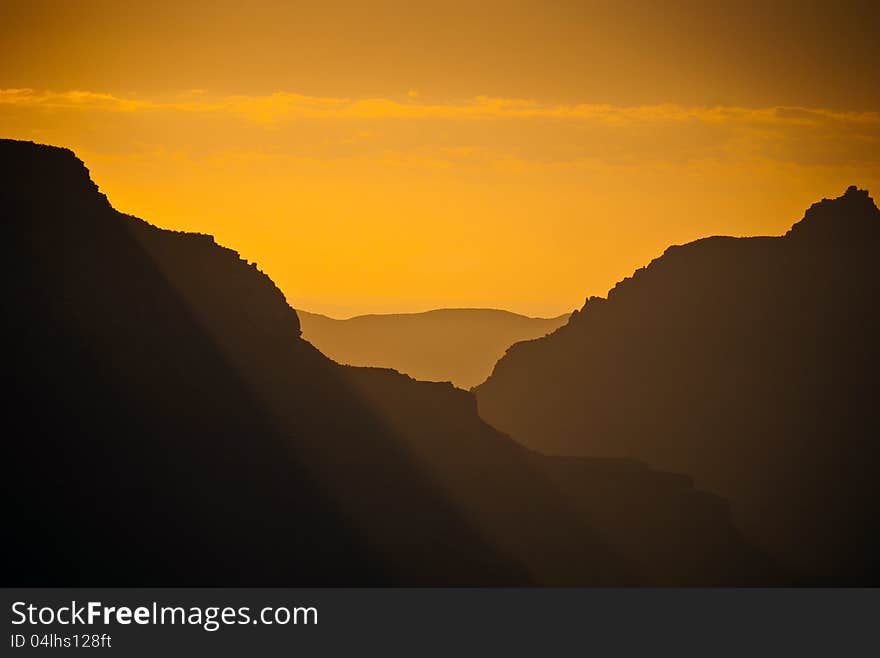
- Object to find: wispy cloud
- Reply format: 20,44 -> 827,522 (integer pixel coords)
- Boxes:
0,88 -> 157,111
2,89 -> 878,174
3,87 -> 879,126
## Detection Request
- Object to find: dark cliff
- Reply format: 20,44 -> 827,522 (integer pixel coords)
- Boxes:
475,186 -> 880,582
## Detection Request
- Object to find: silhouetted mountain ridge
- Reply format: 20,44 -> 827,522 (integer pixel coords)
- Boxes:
297,308 -> 569,389
476,185 -> 880,583
1,138 -> 783,585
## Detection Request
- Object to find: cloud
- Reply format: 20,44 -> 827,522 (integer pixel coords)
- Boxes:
3,87 -> 878,125
2,88 -> 878,172
0,88 -> 156,111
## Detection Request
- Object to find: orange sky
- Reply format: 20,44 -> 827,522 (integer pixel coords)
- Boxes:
2,1 -> 878,316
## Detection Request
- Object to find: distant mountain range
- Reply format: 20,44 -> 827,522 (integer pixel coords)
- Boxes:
297,308 -> 569,389
2,138 -> 781,586
475,186 -> 880,583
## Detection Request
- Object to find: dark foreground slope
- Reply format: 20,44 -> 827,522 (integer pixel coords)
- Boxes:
1,139 -> 779,585
344,369 -> 782,585
298,309 -> 569,389
476,186 -> 880,583
2,140 -> 511,586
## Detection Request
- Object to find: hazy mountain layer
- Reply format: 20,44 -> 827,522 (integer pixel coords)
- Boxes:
1,139 -> 782,586
298,309 -> 569,389
475,186 -> 880,583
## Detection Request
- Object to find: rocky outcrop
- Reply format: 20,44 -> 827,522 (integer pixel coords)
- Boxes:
475,186 -> 880,583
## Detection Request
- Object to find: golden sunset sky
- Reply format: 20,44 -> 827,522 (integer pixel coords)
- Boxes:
2,0 -> 878,316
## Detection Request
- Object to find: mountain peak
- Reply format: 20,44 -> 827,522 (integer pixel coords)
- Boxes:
1,138 -> 109,214
786,185 -> 879,241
